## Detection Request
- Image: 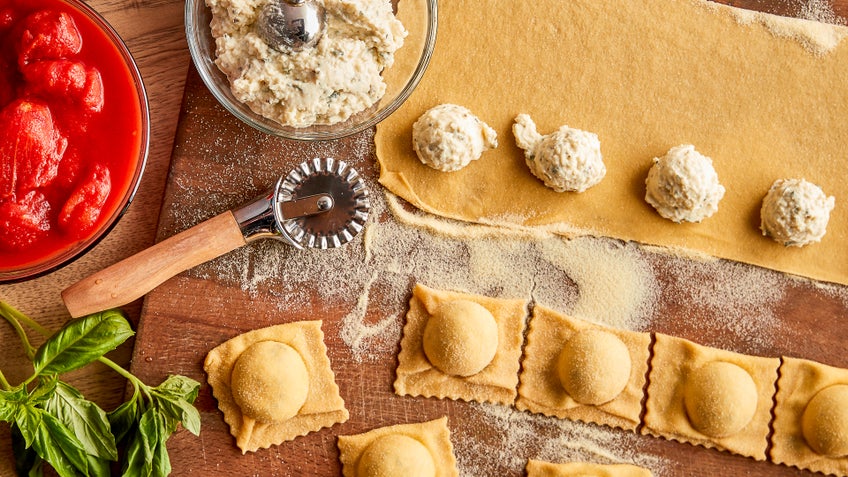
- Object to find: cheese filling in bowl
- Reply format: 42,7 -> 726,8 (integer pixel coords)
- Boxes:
185,0 -> 437,140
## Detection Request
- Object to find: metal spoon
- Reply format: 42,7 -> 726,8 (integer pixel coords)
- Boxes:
256,0 -> 326,51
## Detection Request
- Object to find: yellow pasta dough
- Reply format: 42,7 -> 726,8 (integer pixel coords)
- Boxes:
802,384 -> 848,458
526,459 -> 653,477
771,357 -> 848,475
682,361 -> 759,438
380,0 -> 848,285
422,299 -> 499,377
357,434 -> 436,477
230,341 -> 309,423
643,333 -> 779,460
337,417 -> 458,477
394,283 -> 528,405
204,321 -> 348,453
516,306 -> 650,432
557,328 -> 633,406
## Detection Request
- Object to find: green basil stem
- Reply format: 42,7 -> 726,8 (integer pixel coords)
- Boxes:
0,301 -> 153,401
0,301 -> 38,359
0,368 -> 10,391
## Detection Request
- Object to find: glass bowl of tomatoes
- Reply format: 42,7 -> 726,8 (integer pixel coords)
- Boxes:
0,0 -> 149,283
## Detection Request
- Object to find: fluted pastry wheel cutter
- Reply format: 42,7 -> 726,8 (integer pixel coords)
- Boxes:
62,157 -> 370,318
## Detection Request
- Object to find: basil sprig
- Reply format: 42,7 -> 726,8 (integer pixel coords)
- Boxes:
0,301 -> 201,477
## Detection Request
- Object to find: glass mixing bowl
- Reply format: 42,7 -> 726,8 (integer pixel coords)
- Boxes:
185,0 -> 437,141
0,0 -> 149,283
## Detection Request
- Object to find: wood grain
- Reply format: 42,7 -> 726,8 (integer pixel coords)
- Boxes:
1,0 -> 847,476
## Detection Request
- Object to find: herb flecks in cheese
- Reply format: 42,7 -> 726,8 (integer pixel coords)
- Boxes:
207,0 -> 407,127
760,178 -> 835,247
645,144 -> 725,223
412,104 -> 498,172
513,114 -> 605,193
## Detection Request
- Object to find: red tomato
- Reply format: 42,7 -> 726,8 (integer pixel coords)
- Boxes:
16,10 -> 82,67
0,190 -> 51,250
21,60 -> 104,113
0,99 -> 68,199
59,162 -> 111,238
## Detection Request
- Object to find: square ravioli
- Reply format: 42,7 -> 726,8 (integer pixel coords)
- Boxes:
770,357 -> 848,476
394,283 -> 529,405
643,333 -> 779,460
526,459 -> 653,477
204,320 -> 348,453
516,305 -> 651,431
337,416 -> 459,477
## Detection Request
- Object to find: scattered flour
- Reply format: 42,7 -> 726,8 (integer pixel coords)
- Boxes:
653,254 -> 788,354
456,403 -> 667,477
718,0 -> 848,54
796,0 -> 846,25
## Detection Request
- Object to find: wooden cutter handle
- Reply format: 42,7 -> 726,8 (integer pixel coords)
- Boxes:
62,211 -> 247,318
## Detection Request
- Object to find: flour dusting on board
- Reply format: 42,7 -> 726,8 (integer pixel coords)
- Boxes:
796,0 -> 846,25
457,404 -> 668,476
714,0 -> 848,54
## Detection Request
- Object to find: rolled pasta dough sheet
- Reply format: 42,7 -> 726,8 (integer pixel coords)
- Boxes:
378,0 -> 848,285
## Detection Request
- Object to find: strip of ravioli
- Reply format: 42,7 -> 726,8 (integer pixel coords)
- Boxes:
204,321 -> 348,453
516,306 -> 651,432
642,333 -> 779,460
378,0 -> 848,285
337,416 -> 458,477
394,283 -> 528,405
770,357 -> 848,476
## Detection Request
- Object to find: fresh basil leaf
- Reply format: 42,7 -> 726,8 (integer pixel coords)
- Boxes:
44,381 -> 118,461
33,310 -> 134,376
145,410 -> 172,477
0,387 -> 26,422
11,423 -> 44,477
151,375 -> 201,436
151,433 -> 172,477
108,389 -> 140,443
121,408 -> 159,477
28,376 -> 58,404
83,452 -> 111,477
31,410 -> 89,476
156,375 -> 200,403
14,404 -> 43,449
151,387 -> 201,437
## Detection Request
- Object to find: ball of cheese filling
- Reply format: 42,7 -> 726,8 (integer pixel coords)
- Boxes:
556,329 -> 631,405
230,341 -> 310,423
513,114 -> 605,193
422,299 -> 499,377
357,434 -> 436,477
412,104 -> 498,172
801,384 -> 848,457
683,361 -> 758,438
760,178 -> 835,247
645,144 -> 725,223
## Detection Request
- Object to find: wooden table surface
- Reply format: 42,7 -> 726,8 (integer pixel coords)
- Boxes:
0,0 -> 191,473
1,0 -> 847,476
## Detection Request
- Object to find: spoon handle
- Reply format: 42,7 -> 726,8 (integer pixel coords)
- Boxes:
62,212 -> 246,318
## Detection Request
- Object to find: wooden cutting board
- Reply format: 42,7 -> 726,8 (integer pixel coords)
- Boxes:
128,66 -> 848,476
129,4 -> 848,476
